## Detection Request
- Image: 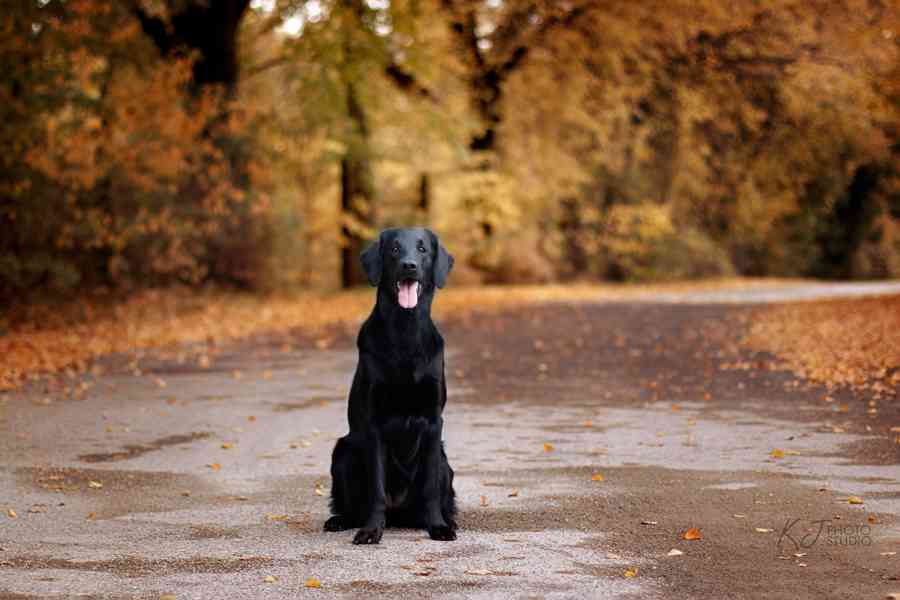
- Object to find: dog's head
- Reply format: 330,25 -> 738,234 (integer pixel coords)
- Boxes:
360,228 -> 454,311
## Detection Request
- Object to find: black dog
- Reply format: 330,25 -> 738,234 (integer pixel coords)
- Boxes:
324,228 -> 457,544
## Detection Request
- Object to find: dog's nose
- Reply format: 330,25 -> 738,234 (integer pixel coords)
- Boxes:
402,260 -> 418,272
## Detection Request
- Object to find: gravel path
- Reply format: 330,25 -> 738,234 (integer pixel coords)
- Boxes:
1,283 -> 898,599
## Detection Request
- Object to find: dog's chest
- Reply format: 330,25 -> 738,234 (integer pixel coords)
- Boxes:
373,380 -> 434,420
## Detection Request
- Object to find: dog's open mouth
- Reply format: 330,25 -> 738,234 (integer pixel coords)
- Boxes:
396,278 -> 420,309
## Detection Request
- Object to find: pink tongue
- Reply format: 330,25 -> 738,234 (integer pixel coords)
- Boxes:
398,281 -> 418,309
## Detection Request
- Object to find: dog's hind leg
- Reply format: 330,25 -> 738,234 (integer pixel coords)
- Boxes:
324,434 -> 367,532
440,445 -> 458,532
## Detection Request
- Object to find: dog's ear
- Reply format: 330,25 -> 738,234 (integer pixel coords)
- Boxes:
430,230 -> 454,289
360,233 -> 383,287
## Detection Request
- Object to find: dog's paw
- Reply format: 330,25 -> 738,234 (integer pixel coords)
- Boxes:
323,516 -> 351,532
352,526 -> 384,545
427,524 -> 457,541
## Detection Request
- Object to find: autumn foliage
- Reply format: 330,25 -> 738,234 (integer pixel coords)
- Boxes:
1,1 -> 899,300
1,1 -> 270,298
745,295 -> 900,394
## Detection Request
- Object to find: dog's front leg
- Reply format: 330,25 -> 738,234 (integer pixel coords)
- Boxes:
353,429 -> 387,544
422,418 -> 456,541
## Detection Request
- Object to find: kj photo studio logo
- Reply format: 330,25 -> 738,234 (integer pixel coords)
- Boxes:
777,518 -> 873,553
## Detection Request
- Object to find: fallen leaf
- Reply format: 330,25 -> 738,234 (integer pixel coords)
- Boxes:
755,528 -> 774,533
667,549 -> 683,556
314,485 -> 325,497
847,496 -> 864,505
793,553 -> 807,557
265,514 -> 290,522
159,595 -> 177,600
86,512 -> 96,520
206,463 -> 221,471
880,551 -> 897,556
88,481 -> 103,489
27,504 -> 48,514
263,575 -> 278,583
6,509 -> 16,518
770,449 -> 785,459
180,490 -> 191,497
543,443 -> 554,452
682,528 -> 702,541
733,514 -> 747,518
480,495 -> 489,507
591,473 -> 605,482
221,443 -> 233,450
581,420 -> 594,427
623,567 -> 638,578
305,577 -> 322,588
508,489 -> 519,498
247,415 -> 256,422
465,569 -> 491,576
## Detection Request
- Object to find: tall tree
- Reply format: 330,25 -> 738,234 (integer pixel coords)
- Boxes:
131,0 -> 267,286
438,1 -> 589,155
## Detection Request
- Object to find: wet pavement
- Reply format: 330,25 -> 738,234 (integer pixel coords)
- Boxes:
1,284 -> 899,599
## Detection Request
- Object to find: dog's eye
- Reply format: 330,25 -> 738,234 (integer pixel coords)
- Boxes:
391,246 -> 400,256
417,244 -> 426,253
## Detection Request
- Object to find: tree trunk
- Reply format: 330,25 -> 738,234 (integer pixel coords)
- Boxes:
815,163 -> 881,279
340,81 -> 376,288
418,173 -> 431,214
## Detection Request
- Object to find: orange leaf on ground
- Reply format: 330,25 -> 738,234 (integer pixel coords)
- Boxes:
683,528 -> 702,540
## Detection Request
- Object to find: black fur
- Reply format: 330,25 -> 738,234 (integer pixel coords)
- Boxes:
324,228 -> 457,544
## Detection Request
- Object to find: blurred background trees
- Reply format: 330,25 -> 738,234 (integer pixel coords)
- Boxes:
2,0 -> 898,300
